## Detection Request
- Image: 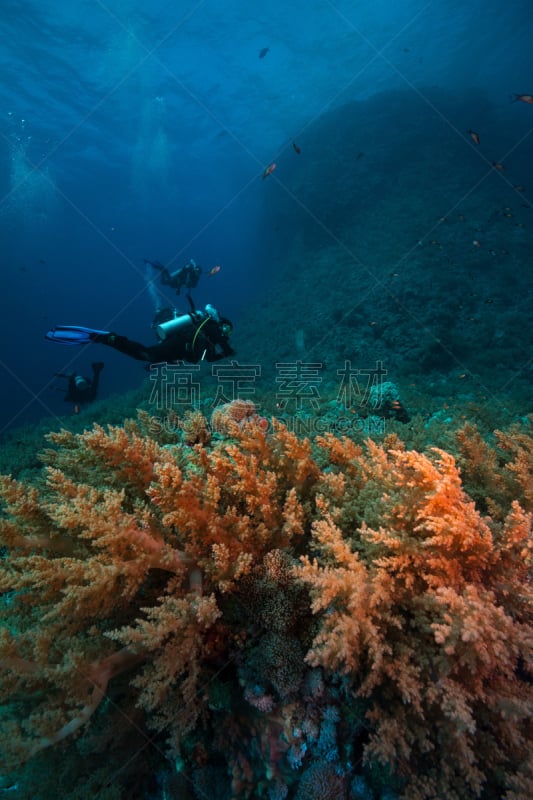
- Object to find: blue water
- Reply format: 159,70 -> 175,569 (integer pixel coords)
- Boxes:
0,0 -> 531,433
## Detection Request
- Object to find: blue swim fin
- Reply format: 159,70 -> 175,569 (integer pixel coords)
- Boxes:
45,325 -> 110,345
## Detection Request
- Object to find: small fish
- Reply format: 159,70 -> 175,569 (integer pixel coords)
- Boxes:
468,129 -> 480,145
292,141 -> 301,154
207,265 -> 221,277
262,162 -> 276,180
259,47 -> 269,59
492,161 -> 505,171
73,404 -> 80,415
513,185 -> 526,192
512,93 -> 533,104
472,239 -> 482,247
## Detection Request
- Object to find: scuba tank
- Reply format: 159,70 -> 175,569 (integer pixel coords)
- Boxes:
74,375 -> 90,390
155,304 -> 220,341
155,311 -> 201,340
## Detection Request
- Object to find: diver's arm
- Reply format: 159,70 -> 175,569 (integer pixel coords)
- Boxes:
90,362 -> 104,395
205,342 -> 236,362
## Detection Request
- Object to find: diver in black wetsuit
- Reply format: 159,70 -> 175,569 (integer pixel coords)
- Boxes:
95,308 -> 234,364
145,258 -> 202,296
54,362 -> 104,404
45,304 -> 235,365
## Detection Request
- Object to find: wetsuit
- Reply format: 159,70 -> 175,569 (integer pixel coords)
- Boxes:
63,362 -> 104,404
94,318 -> 234,364
147,260 -> 202,295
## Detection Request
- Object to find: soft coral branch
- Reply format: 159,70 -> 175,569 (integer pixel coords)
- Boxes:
296,438 -> 533,799
0,413 -> 315,768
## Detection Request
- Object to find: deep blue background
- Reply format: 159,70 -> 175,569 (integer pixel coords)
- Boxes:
0,0 -> 531,434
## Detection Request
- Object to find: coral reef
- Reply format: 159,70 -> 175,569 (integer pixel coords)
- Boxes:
0,407 -> 532,799
211,399 -> 269,437
297,432 -> 533,799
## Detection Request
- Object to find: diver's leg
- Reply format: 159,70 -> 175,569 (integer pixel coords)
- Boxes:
93,333 -> 151,362
144,259 -> 172,285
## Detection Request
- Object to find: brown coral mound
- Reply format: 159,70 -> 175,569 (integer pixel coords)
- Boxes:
294,761 -> 346,800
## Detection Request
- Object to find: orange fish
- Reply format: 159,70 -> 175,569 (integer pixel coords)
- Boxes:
468,129 -> 480,145
73,404 -> 80,415
292,141 -> 301,154
512,93 -> 533,104
262,162 -> 276,180
207,265 -> 221,277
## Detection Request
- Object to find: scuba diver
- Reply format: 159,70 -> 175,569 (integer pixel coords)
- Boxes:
45,302 -> 235,365
145,257 -> 203,296
54,362 -> 104,406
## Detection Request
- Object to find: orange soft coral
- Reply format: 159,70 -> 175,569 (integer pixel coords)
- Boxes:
1,417 -> 531,800
0,415 -> 315,768
456,416 -> 533,517
296,438 -> 533,800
